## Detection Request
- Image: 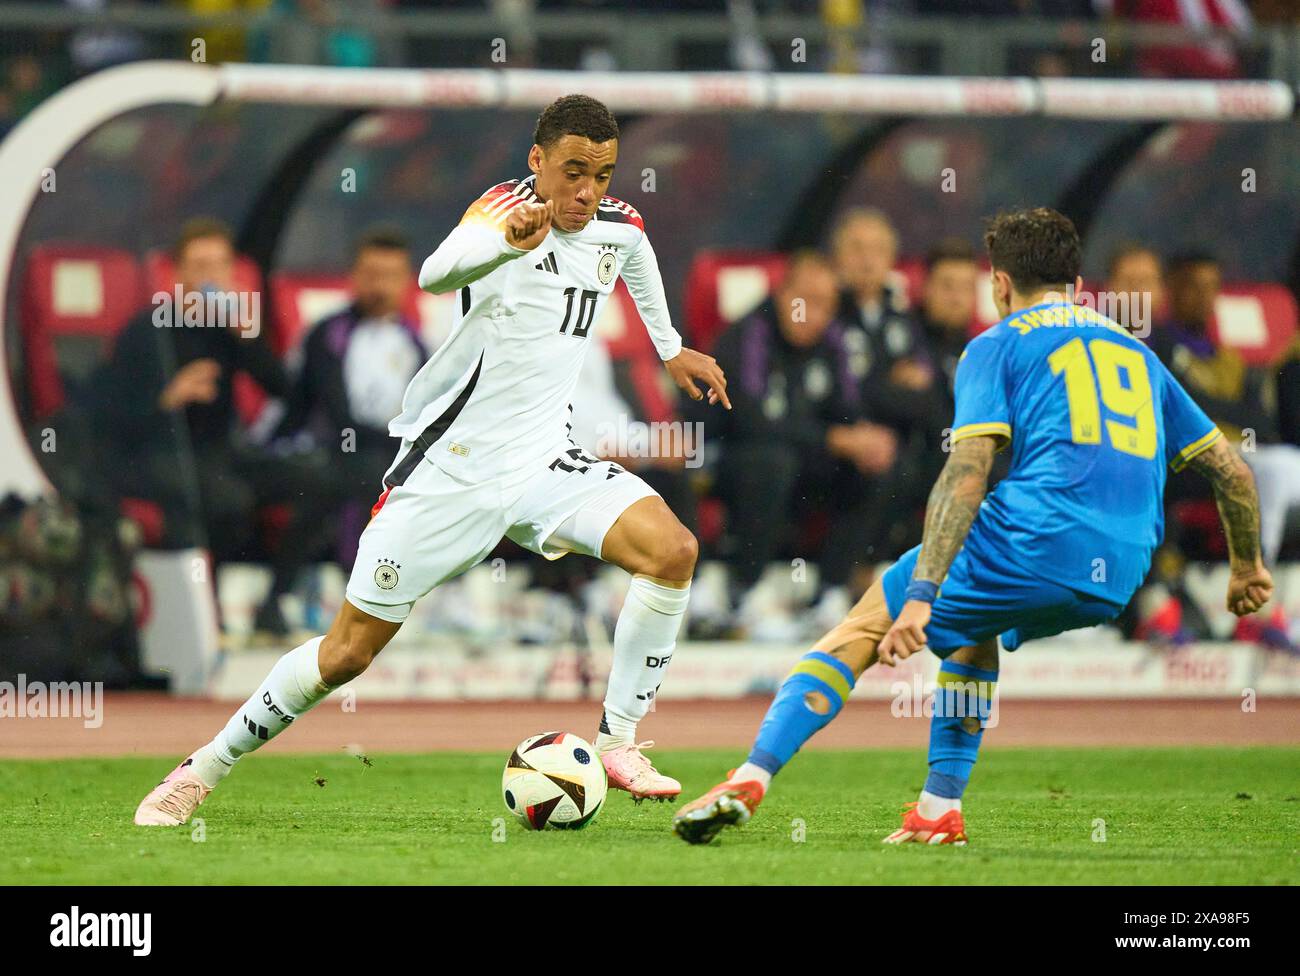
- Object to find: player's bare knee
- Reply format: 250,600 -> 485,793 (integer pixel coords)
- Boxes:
958,638 -> 999,671
651,526 -> 698,581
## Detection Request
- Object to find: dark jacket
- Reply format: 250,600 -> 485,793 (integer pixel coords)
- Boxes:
1147,320 -> 1278,443
708,301 -> 861,455
838,284 -> 933,435
912,310 -> 970,447
1277,349 -> 1300,449
91,304 -> 288,454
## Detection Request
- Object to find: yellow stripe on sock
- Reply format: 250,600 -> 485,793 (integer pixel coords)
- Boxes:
936,670 -> 997,702
789,659 -> 852,704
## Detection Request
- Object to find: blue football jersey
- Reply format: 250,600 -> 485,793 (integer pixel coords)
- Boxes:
951,301 -> 1221,603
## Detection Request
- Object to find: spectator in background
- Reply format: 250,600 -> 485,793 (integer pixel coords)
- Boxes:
1148,250 -> 1300,569
257,0 -> 382,67
1149,252 -> 1268,440
708,251 -> 896,631
910,237 -> 980,446
888,238 -> 987,551
832,208 -> 932,436
66,0 -> 148,76
1105,0 -> 1254,79
0,53 -> 61,137
832,209 -> 934,556
276,227 -> 427,571
1106,242 -> 1165,334
89,217 -> 324,635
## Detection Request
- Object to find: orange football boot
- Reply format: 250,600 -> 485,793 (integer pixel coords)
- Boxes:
882,801 -> 968,846
672,771 -> 765,845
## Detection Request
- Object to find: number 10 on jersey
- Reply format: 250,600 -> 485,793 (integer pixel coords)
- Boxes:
559,287 -> 598,338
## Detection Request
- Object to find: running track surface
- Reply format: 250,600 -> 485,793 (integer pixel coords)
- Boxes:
2,694 -> 1296,758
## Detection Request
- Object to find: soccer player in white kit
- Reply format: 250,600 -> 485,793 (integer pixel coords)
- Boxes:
134,95 -> 730,826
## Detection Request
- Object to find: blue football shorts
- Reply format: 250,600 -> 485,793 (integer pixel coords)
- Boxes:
881,543 -> 1128,655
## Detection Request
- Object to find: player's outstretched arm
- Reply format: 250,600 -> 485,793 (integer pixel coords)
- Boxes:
617,231 -> 730,407
879,435 -> 997,664
418,198 -> 555,295
665,348 -> 730,409
1186,437 -> 1273,616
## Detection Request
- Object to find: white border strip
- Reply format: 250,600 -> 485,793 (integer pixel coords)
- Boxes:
1040,77 -> 1294,121
218,63 -> 1294,120
0,61 -> 219,498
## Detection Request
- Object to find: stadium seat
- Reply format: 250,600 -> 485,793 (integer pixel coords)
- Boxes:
268,272 -> 352,355
683,251 -> 788,354
19,244 -> 165,545
268,271 -> 458,357
20,243 -> 145,418
1212,284 -> 1298,367
1172,499 -> 1228,559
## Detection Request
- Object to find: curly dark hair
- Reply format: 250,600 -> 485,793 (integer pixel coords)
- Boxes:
983,207 -> 1080,294
533,94 -> 620,149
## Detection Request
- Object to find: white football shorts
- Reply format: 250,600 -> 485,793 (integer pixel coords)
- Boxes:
346,439 -> 658,622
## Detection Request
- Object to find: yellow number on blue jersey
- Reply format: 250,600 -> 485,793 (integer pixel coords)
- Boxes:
1048,337 -> 1157,460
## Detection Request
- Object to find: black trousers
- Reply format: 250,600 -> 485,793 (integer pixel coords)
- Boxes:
108,444 -> 389,596
716,442 -> 889,592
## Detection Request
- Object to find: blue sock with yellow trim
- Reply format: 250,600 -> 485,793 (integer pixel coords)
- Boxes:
924,660 -> 998,799
747,651 -> 855,776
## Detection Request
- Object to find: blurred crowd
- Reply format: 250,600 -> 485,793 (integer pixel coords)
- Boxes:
36,212 -> 1295,653
694,215 -> 1300,645
3,0 -> 1298,662
2,0 -> 1293,136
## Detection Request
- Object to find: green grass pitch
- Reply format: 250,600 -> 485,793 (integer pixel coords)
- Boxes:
2,748 -> 1296,885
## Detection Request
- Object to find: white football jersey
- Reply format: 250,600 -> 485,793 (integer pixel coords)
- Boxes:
388,174 -> 681,486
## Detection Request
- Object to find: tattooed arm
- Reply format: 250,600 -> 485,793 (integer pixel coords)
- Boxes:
878,435 -> 998,664
1186,437 -> 1273,616
913,435 -> 998,584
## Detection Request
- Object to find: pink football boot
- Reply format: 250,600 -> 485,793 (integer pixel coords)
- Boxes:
600,741 -> 681,803
133,755 -> 212,826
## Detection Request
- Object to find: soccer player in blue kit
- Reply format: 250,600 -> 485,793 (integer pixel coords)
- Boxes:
675,207 -> 1273,846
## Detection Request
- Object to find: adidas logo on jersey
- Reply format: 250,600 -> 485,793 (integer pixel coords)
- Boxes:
535,252 -> 558,274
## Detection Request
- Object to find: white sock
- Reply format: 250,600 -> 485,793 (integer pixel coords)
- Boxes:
189,743 -> 235,789
201,637 -> 334,785
918,789 -> 961,819
596,576 -> 690,749
730,762 -> 772,791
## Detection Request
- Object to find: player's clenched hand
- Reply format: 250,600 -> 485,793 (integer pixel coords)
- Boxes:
1226,562 -> 1273,617
878,600 -> 931,666
505,199 -> 555,251
666,347 -> 731,409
